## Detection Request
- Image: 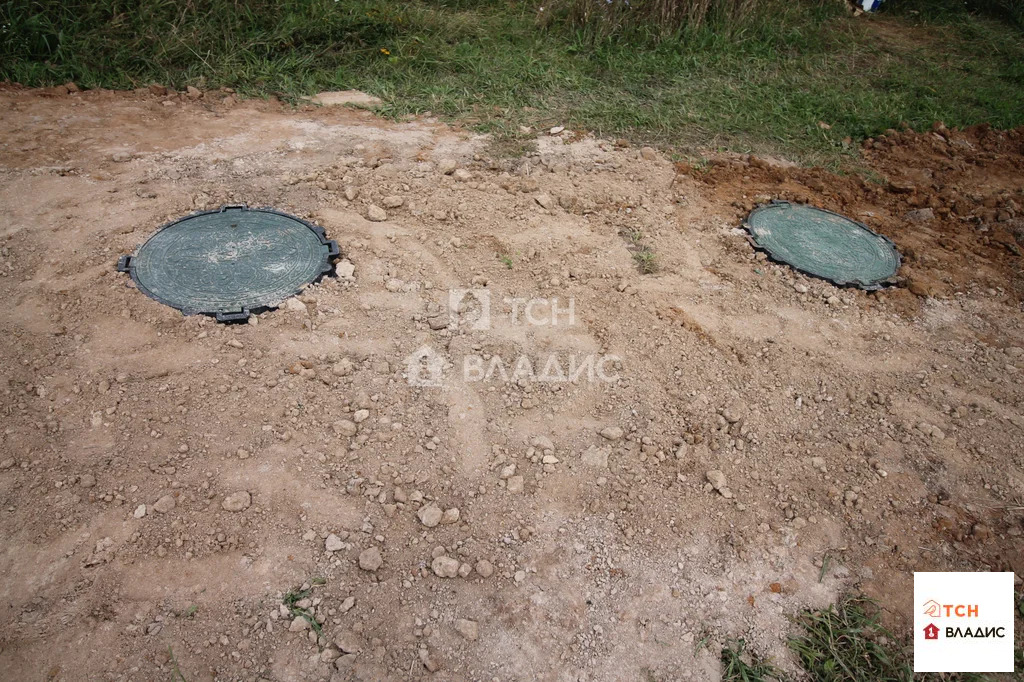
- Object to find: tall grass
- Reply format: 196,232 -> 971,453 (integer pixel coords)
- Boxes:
536,0 -> 766,38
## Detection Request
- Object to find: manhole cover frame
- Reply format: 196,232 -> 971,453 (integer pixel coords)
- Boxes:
117,204 -> 339,322
743,200 -> 901,290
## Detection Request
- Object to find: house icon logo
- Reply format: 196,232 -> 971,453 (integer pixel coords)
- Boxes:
923,599 -> 942,618
923,623 -> 940,640
404,345 -> 444,387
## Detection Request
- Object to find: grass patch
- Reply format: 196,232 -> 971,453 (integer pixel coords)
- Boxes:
623,229 -> 658,274
721,639 -> 785,681
2,1 -> 1023,164
283,581 -> 325,647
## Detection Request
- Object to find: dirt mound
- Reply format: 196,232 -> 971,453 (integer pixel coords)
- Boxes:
0,86 -> 1021,681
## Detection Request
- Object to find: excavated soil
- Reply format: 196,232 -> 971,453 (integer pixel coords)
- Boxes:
0,84 -> 1022,681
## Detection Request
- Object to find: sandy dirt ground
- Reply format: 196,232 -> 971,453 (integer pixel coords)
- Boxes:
0,84 -> 1022,681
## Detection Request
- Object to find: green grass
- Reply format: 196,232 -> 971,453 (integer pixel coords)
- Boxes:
283,583 -> 325,646
2,0 -> 1023,164
722,639 -> 785,681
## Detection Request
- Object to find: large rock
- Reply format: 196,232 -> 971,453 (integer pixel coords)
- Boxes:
307,90 -> 382,107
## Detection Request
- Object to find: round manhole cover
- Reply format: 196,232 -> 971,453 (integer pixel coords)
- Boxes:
744,201 -> 900,289
118,205 -> 338,321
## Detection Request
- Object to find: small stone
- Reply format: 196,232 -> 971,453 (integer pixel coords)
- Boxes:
222,491 -> 252,512
535,194 -> 555,210
706,470 -> 727,491
441,508 -> 460,524
474,560 -> 494,578
453,169 -> 473,182
337,259 -> 356,279
333,419 -> 358,437
418,504 -> 443,527
506,476 -> 524,494
419,647 -> 440,672
149,83 -> 168,96
325,534 -> 345,552
455,618 -> 479,641
283,298 -> 307,313
289,616 -> 310,632
431,556 -> 460,578
599,426 -> 624,441
640,146 -> 657,161
549,126 -> 565,135
359,547 -> 383,572
133,504 -> 147,519
152,494 -> 176,514
382,195 -> 404,209
438,159 -> 457,175
334,631 -> 362,653
353,409 -> 370,423
905,208 -> 935,223
79,473 -> 97,488
366,205 -> 387,222
793,283 -> 809,294
186,85 -> 202,99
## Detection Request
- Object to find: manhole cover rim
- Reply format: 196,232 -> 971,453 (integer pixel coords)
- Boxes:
117,204 -> 339,321
743,200 -> 901,289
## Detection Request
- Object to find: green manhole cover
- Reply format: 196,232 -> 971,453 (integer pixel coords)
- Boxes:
118,205 -> 339,321
744,201 -> 900,289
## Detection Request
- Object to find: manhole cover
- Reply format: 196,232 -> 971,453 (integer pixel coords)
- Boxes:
118,205 -> 338,321
744,201 -> 900,289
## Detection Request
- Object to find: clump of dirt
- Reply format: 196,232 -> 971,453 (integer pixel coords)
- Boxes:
0,85 -> 1021,681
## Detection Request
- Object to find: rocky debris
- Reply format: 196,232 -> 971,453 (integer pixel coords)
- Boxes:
418,504 -> 443,527
133,504 -> 147,519
334,630 -> 362,653
289,616 -> 310,632
431,556 -> 460,578
599,426 -> 624,441
148,83 -> 168,96
441,508 -> 460,524
453,168 -> 473,182
359,547 -> 383,572
455,618 -> 479,641
437,158 -> 457,175
325,533 -> 346,552
79,473 -> 97,488
185,85 -> 202,100
337,259 -> 356,279
549,126 -> 565,135
705,470 -> 733,498
506,476 -> 525,494
382,195 -> 404,209
152,494 -> 176,513
474,560 -> 494,578
640,146 -> 657,161
221,491 -> 251,512
535,194 -> 555,210
366,205 -> 387,222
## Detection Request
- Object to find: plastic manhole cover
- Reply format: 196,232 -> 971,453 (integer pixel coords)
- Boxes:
744,201 -> 900,289
118,205 -> 338,321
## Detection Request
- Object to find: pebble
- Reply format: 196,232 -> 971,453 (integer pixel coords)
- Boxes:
453,169 -> 473,182
640,146 -> 657,161
381,195 -> 405,209
506,476 -> 524,494
79,473 -> 97,488
366,205 -> 387,222
325,534 -> 345,552
441,508 -> 460,524
474,560 -> 494,578
152,494 -> 176,513
455,618 -> 479,641
133,504 -> 147,519
359,547 -> 383,571
549,126 -> 565,135
581,445 -> 610,467
431,556 -> 460,578
418,504 -> 443,527
283,298 -> 307,313
705,470 -> 733,498
438,158 -> 457,175
599,426 -> 624,441
222,491 -> 252,512
535,194 -> 555,210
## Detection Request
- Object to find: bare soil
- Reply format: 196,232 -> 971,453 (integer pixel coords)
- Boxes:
0,84 -> 1022,681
